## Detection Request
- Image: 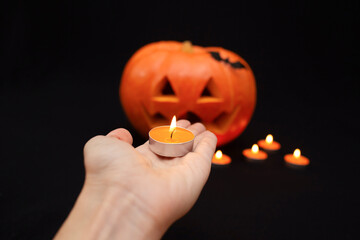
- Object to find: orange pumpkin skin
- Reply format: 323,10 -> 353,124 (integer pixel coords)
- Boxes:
120,41 -> 256,146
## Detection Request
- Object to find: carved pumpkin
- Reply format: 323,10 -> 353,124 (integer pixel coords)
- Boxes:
120,41 -> 256,146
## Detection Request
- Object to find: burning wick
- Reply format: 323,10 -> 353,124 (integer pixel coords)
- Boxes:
169,116 -> 176,139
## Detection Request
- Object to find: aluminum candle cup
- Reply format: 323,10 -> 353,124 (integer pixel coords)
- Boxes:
149,126 -> 195,157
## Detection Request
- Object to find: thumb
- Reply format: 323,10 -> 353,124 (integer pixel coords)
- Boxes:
106,128 -> 133,145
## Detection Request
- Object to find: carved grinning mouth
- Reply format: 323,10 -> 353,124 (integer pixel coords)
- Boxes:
178,112 -> 202,124
142,105 -> 240,134
207,105 -> 240,134
141,106 -> 169,129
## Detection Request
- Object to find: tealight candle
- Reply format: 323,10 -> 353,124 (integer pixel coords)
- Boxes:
149,116 -> 195,157
257,134 -> 281,152
211,150 -> 231,165
242,144 -> 268,162
284,148 -> 310,169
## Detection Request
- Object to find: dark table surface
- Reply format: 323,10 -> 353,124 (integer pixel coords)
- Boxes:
1,1 -> 359,239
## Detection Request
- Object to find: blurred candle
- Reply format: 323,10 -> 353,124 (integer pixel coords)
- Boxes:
242,144 -> 268,162
284,148 -> 309,169
258,134 -> 281,152
212,150 -> 231,165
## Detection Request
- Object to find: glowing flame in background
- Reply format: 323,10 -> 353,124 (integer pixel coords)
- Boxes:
215,150 -> 223,159
251,144 -> 259,153
265,134 -> 273,144
294,149 -> 301,158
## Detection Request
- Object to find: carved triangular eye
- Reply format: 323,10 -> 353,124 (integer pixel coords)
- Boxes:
161,76 -> 175,95
200,78 -> 220,98
201,84 -> 212,97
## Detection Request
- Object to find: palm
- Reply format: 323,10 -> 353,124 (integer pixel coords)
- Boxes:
84,120 -> 217,226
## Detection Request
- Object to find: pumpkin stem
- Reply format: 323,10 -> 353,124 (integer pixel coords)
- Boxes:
182,41 -> 193,53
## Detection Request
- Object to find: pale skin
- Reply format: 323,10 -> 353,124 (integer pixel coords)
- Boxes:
54,120 -> 217,240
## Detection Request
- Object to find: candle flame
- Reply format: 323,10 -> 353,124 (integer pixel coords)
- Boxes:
293,148 -> 301,158
215,150 -> 222,159
265,134 -> 273,144
169,116 -> 176,133
251,144 -> 259,153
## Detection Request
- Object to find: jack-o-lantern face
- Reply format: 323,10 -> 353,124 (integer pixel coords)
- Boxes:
120,41 -> 256,146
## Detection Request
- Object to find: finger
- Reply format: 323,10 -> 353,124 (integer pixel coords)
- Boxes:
186,122 -> 206,136
176,119 -> 191,128
193,129 -> 217,151
181,130 -> 217,184
192,130 -> 217,161
106,128 -> 133,145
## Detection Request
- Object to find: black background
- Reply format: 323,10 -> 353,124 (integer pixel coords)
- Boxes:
1,0 -> 359,239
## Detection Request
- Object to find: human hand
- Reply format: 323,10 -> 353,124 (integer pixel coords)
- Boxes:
55,120 -> 217,240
